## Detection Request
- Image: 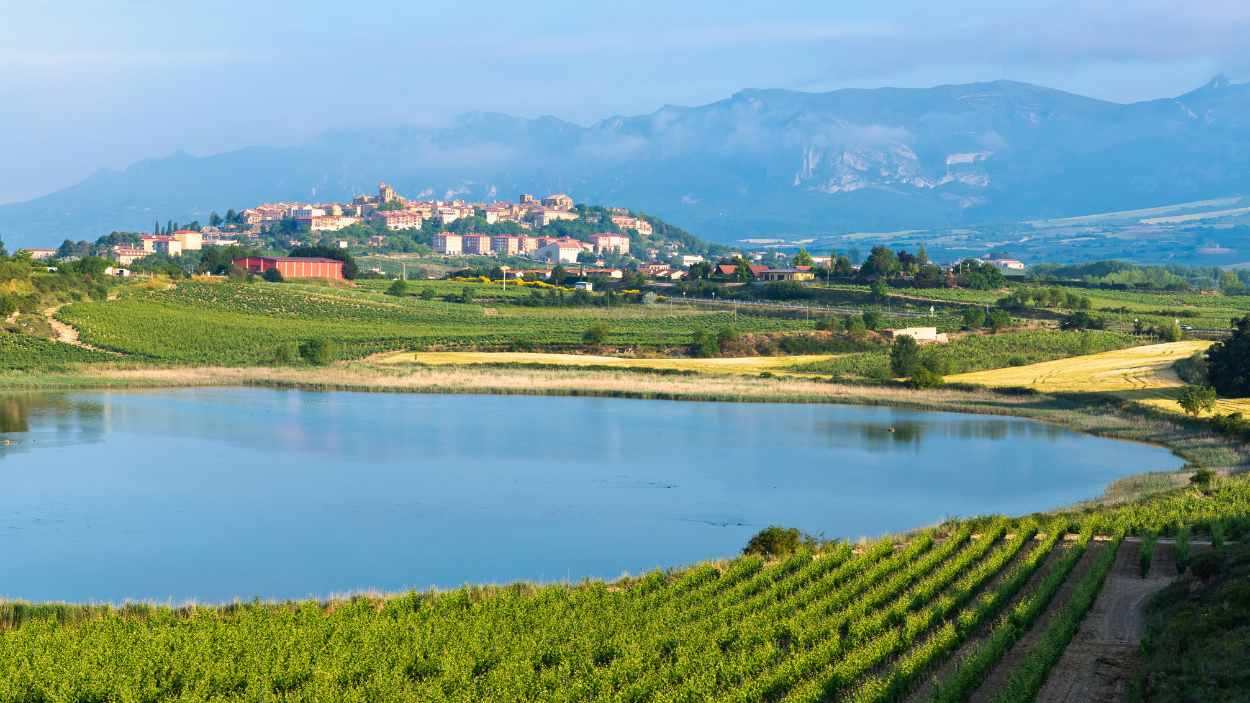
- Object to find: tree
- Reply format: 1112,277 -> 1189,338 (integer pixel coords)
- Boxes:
860,246 -> 900,279
833,255 -> 853,276
961,307 -> 986,329
915,244 -> 930,268
0,238 -> 6,258
716,326 -> 739,353
792,248 -> 814,267
1206,315 -> 1250,396
385,279 -> 409,297
687,261 -> 713,280
1177,385 -> 1218,418
582,322 -> 609,345
262,267 -> 284,283
870,279 -> 890,302
208,212 -> 222,227
862,310 -> 882,330
890,336 -> 922,377
1059,311 -> 1105,331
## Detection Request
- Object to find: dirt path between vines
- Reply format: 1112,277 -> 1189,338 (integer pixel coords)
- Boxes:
966,541 -> 1107,703
43,305 -> 119,354
902,539 -> 1070,703
1033,541 -> 1179,703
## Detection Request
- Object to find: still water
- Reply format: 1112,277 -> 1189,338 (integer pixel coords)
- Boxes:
0,389 -> 1181,602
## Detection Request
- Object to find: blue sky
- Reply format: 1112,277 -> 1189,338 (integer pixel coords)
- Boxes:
2,0 -> 1247,203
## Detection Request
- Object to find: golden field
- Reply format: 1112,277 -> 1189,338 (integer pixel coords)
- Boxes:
949,341 -> 1250,416
369,350 -> 837,376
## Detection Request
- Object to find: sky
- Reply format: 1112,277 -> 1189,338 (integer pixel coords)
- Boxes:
2,0 -> 1249,204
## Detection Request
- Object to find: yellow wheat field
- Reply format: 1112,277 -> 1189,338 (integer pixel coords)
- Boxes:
950,341 -> 1250,416
368,351 -> 837,377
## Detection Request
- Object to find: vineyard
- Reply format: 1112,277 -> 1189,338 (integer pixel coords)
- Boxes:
0,332 -> 113,371
3,475 -> 1250,701
786,330 -> 1136,380
814,283 -> 1249,331
55,282 -> 815,365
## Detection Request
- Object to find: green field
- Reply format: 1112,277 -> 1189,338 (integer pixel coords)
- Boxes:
56,281 -> 816,364
787,330 -> 1136,380
3,474 -> 1249,702
811,283 -> 1250,331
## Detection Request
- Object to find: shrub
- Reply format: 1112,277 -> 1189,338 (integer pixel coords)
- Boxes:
1190,551 -> 1223,581
909,367 -> 945,389
1190,468 -> 1216,490
1175,526 -> 1191,574
1174,351 -> 1208,385
986,309 -> 1012,331
582,322 -> 609,345
743,526 -> 808,557
418,288 -> 435,301
299,338 -> 336,366
961,307 -> 986,329
690,330 -> 719,358
385,280 -> 409,297
1177,385 -> 1218,418
716,327 -> 739,353
273,342 -> 300,365
262,268 -> 284,283
862,310 -> 883,330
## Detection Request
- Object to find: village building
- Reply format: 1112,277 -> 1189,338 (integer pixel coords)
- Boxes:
369,210 -> 423,231
433,233 -> 463,255
756,267 -> 815,282
609,215 -> 653,235
590,232 -> 630,255
18,248 -> 57,260
233,256 -> 345,280
537,237 -> 586,264
461,234 -> 493,255
541,193 -> 574,210
491,235 -> 521,256
525,207 -> 579,227
110,246 -> 149,265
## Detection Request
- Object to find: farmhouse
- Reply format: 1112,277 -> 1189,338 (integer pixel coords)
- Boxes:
756,267 -> 815,282
882,327 -> 949,344
233,256 -> 344,280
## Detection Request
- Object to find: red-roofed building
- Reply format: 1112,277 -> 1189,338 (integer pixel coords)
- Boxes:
233,256 -> 344,280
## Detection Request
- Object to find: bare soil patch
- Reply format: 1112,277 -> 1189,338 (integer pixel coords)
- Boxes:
1032,541 -> 1178,703
966,541 -> 1108,703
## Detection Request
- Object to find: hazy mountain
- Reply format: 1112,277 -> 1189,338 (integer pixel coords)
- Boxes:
5,77 -> 1250,249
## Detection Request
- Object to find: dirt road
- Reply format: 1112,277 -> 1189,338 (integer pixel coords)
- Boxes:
1033,541 -> 1178,703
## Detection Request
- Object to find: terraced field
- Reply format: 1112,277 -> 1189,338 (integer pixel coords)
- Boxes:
949,341 -> 1250,417
5,475 -> 1250,702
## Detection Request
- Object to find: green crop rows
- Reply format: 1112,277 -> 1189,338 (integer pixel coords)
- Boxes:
0,333 -> 113,371
4,475 -> 1250,702
788,330 -> 1136,380
57,282 -> 813,365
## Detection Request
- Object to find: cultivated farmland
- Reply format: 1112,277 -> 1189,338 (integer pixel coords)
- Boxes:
56,281 -> 816,365
949,341 -> 1250,417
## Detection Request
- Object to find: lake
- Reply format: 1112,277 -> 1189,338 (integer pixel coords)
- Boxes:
0,388 -> 1181,603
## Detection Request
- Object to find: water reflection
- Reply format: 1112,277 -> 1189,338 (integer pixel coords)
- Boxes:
0,394 -> 106,457
0,388 -> 1183,603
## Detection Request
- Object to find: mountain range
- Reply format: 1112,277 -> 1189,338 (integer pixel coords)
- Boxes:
4,77 -> 1250,249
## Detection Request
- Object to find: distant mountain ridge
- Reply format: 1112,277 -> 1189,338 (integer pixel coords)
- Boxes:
5,77 -> 1250,249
